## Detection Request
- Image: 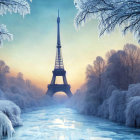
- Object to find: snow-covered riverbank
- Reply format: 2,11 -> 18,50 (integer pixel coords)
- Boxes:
0,96 -> 56,139
67,83 -> 140,128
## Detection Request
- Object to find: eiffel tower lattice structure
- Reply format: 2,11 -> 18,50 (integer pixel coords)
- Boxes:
46,11 -> 72,97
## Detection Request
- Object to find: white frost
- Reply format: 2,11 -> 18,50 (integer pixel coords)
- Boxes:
0,100 -> 22,127
98,99 -> 109,119
0,0 -> 30,45
0,111 -> 14,139
0,0 -> 30,16
125,96 -> 140,127
0,100 -> 22,138
0,24 -> 13,46
108,90 -> 126,123
74,0 -> 140,43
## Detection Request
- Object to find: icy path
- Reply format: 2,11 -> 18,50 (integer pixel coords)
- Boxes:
9,105 -> 140,140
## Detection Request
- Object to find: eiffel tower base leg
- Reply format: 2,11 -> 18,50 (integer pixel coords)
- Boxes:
46,84 -> 72,97
65,89 -> 72,97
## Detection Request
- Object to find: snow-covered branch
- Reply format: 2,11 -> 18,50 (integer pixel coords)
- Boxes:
74,0 -> 140,43
0,24 -> 13,46
0,0 -> 31,45
0,0 -> 30,16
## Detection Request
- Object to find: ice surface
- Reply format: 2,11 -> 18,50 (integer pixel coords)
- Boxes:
9,106 -> 140,140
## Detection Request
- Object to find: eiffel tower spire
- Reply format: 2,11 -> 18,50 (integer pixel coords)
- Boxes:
55,10 -> 64,69
57,9 -> 61,47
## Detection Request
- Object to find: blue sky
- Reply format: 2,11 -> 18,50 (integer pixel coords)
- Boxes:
0,0 -> 139,92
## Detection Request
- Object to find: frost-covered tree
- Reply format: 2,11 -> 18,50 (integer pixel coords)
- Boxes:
94,56 -> 105,87
107,44 -> 140,89
0,59 -> 54,109
124,44 -> 140,84
0,0 -> 31,45
74,0 -> 140,43
68,43 -> 140,128
86,56 -> 105,89
0,60 -> 9,89
107,50 -> 128,89
84,56 -> 106,114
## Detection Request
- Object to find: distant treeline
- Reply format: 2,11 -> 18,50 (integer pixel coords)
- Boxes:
0,60 -> 53,109
68,44 -> 140,128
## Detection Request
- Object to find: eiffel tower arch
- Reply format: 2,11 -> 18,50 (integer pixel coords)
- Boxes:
46,10 -> 72,97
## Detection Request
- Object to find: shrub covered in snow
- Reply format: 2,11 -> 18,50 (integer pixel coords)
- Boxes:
0,111 -> 14,139
0,100 -> 22,127
126,84 -> 140,98
66,88 -> 87,113
108,90 -> 126,123
97,99 -> 109,119
125,96 -> 140,127
0,100 -> 22,138
124,84 -> 140,127
97,84 -> 140,126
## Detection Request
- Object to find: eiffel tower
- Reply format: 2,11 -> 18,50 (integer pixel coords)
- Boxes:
46,11 -> 72,97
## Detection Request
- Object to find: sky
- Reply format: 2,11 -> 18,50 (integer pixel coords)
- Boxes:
0,0 -> 139,93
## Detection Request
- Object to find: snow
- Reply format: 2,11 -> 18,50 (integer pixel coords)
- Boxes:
98,99 -> 109,119
0,24 -> 13,46
125,84 -> 140,127
0,100 -> 22,138
0,111 -> 14,139
126,84 -> 140,98
66,89 -> 87,113
0,100 -> 22,127
106,85 -> 116,98
108,90 -> 126,123
125,96 -> 140,127
0,0 -> 30,16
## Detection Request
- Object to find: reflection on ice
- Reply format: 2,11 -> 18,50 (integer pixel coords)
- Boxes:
90,138 -> 112,140
52,118 -> 75,129
9,105 -> 140,140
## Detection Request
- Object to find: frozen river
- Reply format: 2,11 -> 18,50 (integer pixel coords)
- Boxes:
10,105 -> 140,140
